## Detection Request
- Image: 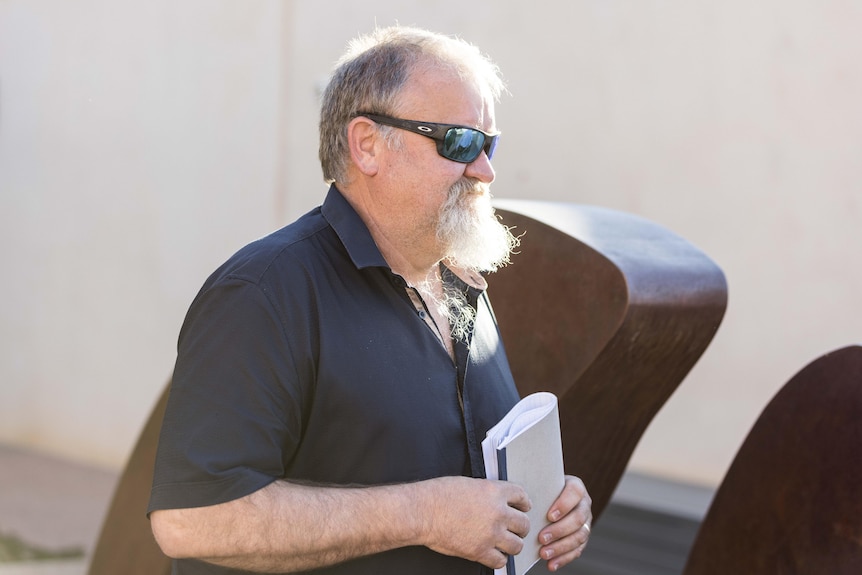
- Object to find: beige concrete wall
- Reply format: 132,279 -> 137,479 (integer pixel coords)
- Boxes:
1,1 -> 860,487
0,0 -> 290,468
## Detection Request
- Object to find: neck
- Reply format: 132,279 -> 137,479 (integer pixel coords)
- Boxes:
367,224 -> 442,288
338,181 -> 444,286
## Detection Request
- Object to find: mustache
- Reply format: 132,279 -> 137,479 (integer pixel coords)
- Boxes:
449,177 -> 489,198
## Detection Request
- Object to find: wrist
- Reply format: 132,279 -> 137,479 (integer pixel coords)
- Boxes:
403,479 -> 436,549
406,476 -> 461,551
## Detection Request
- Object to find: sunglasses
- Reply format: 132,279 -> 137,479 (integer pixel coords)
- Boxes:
358,113 -> 500,164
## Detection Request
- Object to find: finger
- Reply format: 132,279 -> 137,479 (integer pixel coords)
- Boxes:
504,483 -> 532,513
541,527 -> 590,571
547,475 -> 588,522
496,528 -> 526,558
506,508 -> 531,539
545,543 -> 588,573
539,522 -> 590,550
482,548 -> 511,571
539,498 -> 591,546
540,520 -> 590,552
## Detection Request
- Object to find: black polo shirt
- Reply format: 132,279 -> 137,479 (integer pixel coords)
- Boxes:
149,185 -> 521,575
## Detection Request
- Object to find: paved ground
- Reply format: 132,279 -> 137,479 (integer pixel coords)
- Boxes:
0,560 -> 87,575
0,444 -> 118,574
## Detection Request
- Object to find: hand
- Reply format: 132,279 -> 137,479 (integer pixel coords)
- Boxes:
536,475 -> 592,572
419,476 -> 532,569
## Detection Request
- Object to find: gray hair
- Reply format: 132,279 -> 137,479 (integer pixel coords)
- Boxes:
318,26 -> 506,184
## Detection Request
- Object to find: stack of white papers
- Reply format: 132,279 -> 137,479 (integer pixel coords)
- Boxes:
482,392 -> 566,575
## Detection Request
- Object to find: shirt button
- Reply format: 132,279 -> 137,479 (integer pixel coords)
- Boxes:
418,310 -> 427,319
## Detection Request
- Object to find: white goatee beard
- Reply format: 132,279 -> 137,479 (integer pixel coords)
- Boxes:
436,178 -> 520,274
422,178 -> 519,341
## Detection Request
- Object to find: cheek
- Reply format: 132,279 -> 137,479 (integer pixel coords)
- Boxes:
389,148 -> 468,215
413,163 -> 463,199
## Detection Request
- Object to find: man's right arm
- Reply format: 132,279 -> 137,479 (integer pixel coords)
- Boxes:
151,475 -> 531,573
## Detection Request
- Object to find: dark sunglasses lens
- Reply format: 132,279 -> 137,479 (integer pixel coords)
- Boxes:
442,128 -> 485,162
485,135 -> 498,160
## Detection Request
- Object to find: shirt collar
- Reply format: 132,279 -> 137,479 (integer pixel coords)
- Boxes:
321,184 -> 389,270
442,259 -> 488,292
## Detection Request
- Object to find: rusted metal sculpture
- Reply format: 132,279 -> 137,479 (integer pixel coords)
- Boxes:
683,344 -> 862,574
88,385 -> 172,575
87,201 -> 727,574
492,200 -> 728,521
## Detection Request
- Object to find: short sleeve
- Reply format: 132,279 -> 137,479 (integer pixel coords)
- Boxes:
148,276 -> 309,512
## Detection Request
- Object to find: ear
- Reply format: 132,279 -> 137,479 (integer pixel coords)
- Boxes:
347,116 -> 380,177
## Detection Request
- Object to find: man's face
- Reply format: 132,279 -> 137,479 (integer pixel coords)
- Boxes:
377,67 -> 511,269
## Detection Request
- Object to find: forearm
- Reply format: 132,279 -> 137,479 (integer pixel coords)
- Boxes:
151,479 -> 426,572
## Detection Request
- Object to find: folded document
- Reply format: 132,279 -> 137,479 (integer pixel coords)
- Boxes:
482,392 -> 566,575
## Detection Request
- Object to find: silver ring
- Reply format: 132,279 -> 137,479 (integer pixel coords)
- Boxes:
583,523 -> 591,533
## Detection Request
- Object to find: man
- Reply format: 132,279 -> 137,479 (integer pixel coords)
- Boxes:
149,26 -> 591,575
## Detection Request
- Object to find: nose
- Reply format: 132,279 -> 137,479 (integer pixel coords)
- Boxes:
464,150 -> 496,184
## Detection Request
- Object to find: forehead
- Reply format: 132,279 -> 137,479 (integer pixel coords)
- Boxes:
396,66 -> 496,130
